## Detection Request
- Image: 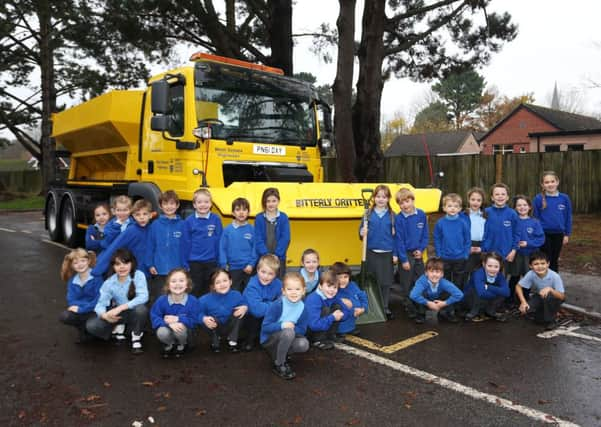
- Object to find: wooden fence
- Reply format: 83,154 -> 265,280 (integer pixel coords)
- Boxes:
324,151 -> 601,214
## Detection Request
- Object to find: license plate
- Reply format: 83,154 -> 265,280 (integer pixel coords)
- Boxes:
253,144 -> 286,156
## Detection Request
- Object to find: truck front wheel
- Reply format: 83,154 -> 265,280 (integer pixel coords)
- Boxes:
61,195 -> 80,248
46,193 -> 62,242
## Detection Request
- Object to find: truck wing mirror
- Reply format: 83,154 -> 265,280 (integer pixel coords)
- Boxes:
151,115 -> 169,132
151,80 -> 170,114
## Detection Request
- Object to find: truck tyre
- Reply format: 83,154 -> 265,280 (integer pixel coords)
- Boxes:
61,194 -> 80,248
46,192 -> 62,242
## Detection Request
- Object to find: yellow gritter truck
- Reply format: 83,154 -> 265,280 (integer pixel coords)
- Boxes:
45,52 -> 441,269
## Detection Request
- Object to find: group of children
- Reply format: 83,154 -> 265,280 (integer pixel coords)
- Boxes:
60,171 -> 571,379
360,170 -> 569,329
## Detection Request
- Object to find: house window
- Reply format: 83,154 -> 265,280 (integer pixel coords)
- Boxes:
519,147 -> 526,153
545,145 -> 560,152
567,144 -> 584,151
493,144 -> 514,154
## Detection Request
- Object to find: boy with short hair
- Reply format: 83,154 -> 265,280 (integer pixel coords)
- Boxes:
331,262 -> 368,336
101,195 -> 133,249
147,190 -> 184,302
304,271 -> 349,350
516,251 -> 565,330
242,254 -> 282,352
434,193 -> 471,290
410,257 -> 464,324
93,199 -> 153,278
394,188 -> 429,317
219,197 -> 256,292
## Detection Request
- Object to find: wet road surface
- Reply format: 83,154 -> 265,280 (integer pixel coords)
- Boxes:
1,211 -> 600,426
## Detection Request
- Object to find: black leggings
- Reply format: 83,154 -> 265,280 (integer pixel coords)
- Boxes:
541,232 -> 564,272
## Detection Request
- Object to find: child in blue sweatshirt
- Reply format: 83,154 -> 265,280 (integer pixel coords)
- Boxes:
299,248 -> 321,294
198,269 -> 248,353
181,188 -> 223,297
93,199 -> 153,278
242,254 -> 282,351
151,268 -> 199,358
86,249 -> 149,354
507,195 -> 545,304
261,272 -> 309,380
59,248 -> 103,343
410,257 -> 464,324
219,197 -> 256,292
533,171 -> 572,273
434,193 -> 471,290
482,183 -> 520,269
360,184 -> 397,320
254,187 -> 290,278
463,252 -> 509,322
305,271 -> 349,349
101,195 -> 133,250
85,203 -> 110,254
331,262 -> 368,336
147,190 -> 184,303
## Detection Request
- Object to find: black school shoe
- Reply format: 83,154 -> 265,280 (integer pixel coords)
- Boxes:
227,342 -> 241,353
544,320 -> 558,331
161,345 -> 174,359
414,316 -> 425,324
272,363 -> 296,380
312,340 -> 334,350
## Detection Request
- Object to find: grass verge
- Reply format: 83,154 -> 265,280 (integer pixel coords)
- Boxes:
0,195 -> 44,210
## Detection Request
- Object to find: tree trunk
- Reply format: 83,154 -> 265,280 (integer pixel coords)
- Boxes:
332,0 -> 356,182
267,0 -> 293,75
352,0 -> 386,182
38,1 -> 57,194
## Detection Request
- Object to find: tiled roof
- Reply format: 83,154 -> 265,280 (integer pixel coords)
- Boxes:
385,131 -> 473,156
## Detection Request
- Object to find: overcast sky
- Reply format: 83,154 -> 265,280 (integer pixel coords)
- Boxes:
292,0 -> 601,123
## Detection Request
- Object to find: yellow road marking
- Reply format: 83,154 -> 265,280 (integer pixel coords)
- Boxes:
344,331 -> 438,354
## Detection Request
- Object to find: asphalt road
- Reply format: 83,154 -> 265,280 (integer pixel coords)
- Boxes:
1,211 -> 600,426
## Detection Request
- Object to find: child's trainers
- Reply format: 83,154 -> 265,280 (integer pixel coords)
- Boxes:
161,344 -> 173,359
131,332 -> 144,355
174,344 -> 186,358
111,324 -> 126,344
272,363 -> 296,380
227,340 -> 240,353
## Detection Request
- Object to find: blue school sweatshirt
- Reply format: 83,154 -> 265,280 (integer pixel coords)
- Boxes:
254,211 -> 291,260
219,222 -> 256,270
410,275 -> 464,307
147,214 -> 184,275
516,217 -> 545,256
197,289 -> 246,325
304,288 -> 351,332
180,212 -> 222,269
101,217 -> 132,249
150,293 -> 199,329
533,192 -> 572,236
242,275 -> 283,318
463,267 -> 509,300
394,209 -> 429,263
85,224 -> 105,253
360,209 -> 396,254
337,281 -> 369,333
66,270 -> 103,314
434,215 -> 471,260
481,205 -> 520,258
92,222 -> 151,277
260,297 -> 309,344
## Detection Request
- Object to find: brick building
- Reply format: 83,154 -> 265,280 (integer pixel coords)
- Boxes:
478,104 -> 601,154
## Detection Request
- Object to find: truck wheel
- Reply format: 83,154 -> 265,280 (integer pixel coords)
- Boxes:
61,195 -> 80,248
46,193 -> 62,242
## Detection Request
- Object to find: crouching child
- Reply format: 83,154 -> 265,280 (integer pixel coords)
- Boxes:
463,252 -> 509,322
304,271 -> 350,349
260,272 -> 309,380
150,268 -> 198,358
410,257 -> 463,324
516,251 -> 565,330
331,262 -> 368,337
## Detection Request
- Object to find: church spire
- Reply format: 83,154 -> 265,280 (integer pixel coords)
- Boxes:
551,82 -> 561,110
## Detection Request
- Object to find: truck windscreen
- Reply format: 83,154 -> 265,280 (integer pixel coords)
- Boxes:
194,62 -> 317,147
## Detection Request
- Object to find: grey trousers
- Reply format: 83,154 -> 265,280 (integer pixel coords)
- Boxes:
156,325 -> 189,346
86,305 -> 148,340
366,250 -> 394,311
262,328 -> 309,366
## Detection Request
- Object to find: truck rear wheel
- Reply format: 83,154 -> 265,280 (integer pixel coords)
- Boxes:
46,193 -> 62,242
61,195 -> 80,248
